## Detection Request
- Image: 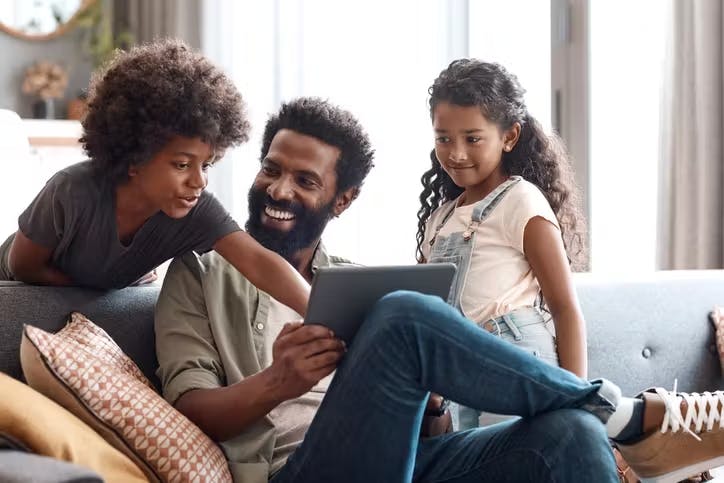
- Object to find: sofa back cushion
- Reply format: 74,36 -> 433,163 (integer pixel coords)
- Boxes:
578,270 -> 724,396
2,271 -> 724,400
0,282 -> 160,389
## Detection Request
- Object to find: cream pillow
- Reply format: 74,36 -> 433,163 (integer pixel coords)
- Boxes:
20,312 -> 232,483
0,371 -> 146,483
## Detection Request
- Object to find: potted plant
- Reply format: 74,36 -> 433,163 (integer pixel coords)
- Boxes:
75,1 -> 134,69
67,1 -> 134,120
22,61 -> 69,119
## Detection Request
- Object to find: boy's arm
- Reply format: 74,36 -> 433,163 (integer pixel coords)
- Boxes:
213,231 -> 310,316
8,230 -> 72,285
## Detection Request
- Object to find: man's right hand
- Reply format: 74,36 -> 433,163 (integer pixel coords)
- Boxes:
175,320 -> 345,442
265,321 -> 346,402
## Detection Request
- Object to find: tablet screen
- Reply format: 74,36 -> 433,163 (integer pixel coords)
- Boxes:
304,263 -> 456,343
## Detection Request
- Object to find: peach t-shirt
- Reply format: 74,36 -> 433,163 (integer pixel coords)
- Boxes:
422,179 -> 559,323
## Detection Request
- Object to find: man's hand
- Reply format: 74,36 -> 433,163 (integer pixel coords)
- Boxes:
265,321 -> 346,402
174,321 -> 345,442
426,392 -> 446,415
420,392 -> 453,439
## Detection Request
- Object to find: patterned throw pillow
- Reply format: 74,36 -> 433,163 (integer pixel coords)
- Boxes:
710,306 -> 724,374
20,312 -> 232,483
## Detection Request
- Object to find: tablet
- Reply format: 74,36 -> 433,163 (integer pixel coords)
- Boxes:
304,263 -> 457,343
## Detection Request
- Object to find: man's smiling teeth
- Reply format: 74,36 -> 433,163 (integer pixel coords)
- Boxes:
265,206 -> 295,220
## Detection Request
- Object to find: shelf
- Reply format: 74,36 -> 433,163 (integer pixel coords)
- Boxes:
22,119 -> 82,147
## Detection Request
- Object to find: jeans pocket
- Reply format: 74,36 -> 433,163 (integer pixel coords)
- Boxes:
499,324 -> 559,367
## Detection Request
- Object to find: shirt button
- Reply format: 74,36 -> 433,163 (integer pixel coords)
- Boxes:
642,347 -> 652,358
256,323 -> 264,331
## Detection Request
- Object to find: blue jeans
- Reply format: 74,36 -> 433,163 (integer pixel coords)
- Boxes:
271,291 -> 619,483
458,307 -> 561,430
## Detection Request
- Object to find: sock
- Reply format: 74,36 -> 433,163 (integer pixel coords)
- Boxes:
606,397 -> 645,442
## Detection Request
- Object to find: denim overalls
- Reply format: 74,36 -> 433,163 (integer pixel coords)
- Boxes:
427,176 -> 560,430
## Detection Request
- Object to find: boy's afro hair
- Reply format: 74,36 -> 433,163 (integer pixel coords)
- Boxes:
81,38 -> 250,183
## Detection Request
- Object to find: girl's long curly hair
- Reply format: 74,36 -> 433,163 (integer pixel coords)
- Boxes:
416,59 -> 587,270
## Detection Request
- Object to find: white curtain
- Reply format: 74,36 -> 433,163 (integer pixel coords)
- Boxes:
113,0 -> 202,48
197,0 -> 551,266
658,0 -> 724,269
197,0 -> 471,265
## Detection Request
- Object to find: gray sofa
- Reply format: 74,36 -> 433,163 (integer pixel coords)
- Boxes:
1,271 -> 724,476
0,282 -> 161,390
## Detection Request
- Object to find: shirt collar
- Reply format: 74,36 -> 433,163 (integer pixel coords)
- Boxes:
310,241 -> 332,275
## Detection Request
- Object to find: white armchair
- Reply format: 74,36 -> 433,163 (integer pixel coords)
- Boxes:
0,112 -> 85,239
0,109 -> 30,152
0,109 -> 32,239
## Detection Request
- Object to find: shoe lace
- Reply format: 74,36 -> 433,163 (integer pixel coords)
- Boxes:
656,379 -> 724,442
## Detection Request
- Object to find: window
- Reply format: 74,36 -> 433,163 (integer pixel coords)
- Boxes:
589,0 -> 669,273
209,0 -> 552,265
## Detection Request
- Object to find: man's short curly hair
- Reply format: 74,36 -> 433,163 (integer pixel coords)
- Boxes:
260,97 -> 375,194
81,39 -> 251,184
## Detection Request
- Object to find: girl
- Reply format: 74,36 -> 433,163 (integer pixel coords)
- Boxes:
0,39 -> 310,316
417,59 -> 586,429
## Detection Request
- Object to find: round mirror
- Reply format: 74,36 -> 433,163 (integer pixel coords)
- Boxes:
0,0 -> 94,41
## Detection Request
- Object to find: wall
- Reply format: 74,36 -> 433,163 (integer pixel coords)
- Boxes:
0,28 -> 92,118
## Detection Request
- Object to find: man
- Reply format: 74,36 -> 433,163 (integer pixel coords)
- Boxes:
155,97 -> 722,483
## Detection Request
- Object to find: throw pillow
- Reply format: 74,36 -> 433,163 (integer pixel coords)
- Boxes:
710,306 -> 724,374
20,312 -> 232,483
0,371 -> 146,483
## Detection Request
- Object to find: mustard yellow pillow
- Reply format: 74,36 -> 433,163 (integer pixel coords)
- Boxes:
20,312 -> 232,483
0,371 -> 146,483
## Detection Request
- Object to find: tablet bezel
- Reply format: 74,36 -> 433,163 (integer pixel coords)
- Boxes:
304,263 -> 457,343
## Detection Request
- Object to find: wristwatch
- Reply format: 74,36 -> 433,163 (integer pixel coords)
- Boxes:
425,397 -> 451,417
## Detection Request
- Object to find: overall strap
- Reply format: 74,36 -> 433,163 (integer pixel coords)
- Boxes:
428,176 -> 523,247
471,176 -> 522,223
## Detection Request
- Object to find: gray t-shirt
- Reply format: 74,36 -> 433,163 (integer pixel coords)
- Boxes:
0,161 -> 240,289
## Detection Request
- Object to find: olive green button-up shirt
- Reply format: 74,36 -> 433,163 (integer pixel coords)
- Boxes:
154,244 -> 349,483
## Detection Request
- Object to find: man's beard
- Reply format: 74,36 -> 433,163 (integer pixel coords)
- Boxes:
245,186 -> 335,264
